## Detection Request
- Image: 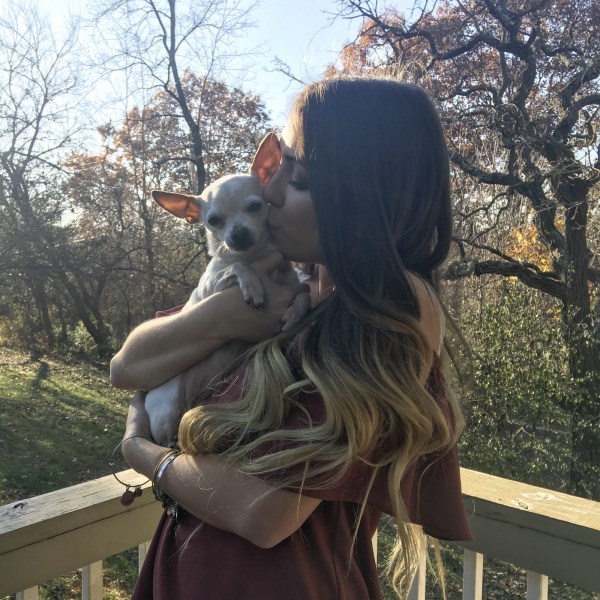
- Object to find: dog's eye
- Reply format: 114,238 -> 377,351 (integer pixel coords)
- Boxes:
207,215 -> 223,228
246,201 -> 264,213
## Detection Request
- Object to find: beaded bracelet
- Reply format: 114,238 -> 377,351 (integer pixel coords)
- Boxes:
151,448 -> 181,520
110,435 -> 151,506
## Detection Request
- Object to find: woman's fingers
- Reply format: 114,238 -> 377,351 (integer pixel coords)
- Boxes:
215,250 -> 312,343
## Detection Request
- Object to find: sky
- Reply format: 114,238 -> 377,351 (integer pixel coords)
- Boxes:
35,0 -> 361,126
32,0 -> 412,129
242,0 -> 359,124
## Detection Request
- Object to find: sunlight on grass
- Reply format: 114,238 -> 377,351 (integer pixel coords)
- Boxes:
0,348 -> 136,599
0,348 -> 130,501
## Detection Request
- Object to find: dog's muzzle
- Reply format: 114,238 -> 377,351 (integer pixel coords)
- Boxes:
227,226 -> 254,252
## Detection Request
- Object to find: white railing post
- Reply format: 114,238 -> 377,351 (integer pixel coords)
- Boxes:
462,549 -> 483,600
16,588 -> 38,600
408,537 -> 427,600
527,571 -> 549,600
82,560 -> 103,600
138,541 -> 151,574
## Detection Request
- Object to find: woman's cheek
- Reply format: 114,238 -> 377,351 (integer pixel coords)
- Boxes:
264,169 -> 286,207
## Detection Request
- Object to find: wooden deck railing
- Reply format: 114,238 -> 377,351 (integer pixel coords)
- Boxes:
1,468 -> 599,599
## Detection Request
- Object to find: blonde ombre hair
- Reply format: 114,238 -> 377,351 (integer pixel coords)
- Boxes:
179,78 -> 464,598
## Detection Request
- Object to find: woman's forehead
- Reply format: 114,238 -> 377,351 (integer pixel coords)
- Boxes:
280,124 -> 296,156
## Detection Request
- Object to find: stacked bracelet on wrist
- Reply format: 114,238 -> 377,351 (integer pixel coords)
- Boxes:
152,448 -> 181,520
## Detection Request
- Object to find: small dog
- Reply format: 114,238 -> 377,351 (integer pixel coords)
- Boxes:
145,134 -> 310,446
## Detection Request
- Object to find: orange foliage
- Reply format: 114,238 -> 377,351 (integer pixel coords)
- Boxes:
504,218 -> 564,272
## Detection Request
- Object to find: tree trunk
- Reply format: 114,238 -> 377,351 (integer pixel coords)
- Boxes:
562,194 -> 600,499
29,279 -> 55,348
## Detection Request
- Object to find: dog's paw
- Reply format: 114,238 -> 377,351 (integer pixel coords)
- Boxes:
280,291 -> 311,330
146,380 -> 182,447
240,274 -> 265,307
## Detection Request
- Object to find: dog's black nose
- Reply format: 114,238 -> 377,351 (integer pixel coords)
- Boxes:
228,226 -> 253,251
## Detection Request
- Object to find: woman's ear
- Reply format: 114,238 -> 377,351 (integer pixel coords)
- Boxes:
250,132 -> 281,186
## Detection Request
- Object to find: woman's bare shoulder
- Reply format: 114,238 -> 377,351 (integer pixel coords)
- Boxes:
407,273 -> 444,355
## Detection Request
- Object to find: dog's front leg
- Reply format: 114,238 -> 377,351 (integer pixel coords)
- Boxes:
145,376 -> 183,447
272,263 -> 311,330
214,262 -> 265,307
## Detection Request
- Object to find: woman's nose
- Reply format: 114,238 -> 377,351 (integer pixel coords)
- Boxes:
263,169 -> 284,207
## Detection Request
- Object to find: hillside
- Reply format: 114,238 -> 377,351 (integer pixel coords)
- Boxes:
0,347 -> 130,504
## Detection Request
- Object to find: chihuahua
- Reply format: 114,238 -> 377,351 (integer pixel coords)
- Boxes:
144,134 -> 310,446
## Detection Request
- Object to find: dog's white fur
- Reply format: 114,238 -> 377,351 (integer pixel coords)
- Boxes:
145,158 -> 310,446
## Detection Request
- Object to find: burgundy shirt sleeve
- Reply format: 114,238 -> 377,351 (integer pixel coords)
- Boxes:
225,357 -> 472,541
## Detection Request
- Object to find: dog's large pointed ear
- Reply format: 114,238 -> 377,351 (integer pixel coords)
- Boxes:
250,132 -> 281,186
152,191 -> 202,224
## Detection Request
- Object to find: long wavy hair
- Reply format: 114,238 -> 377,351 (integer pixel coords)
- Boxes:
179,78 -> 463,598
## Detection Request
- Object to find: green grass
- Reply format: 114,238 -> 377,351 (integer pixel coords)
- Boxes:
0,347 -> 135,599
0,348 -> 130,503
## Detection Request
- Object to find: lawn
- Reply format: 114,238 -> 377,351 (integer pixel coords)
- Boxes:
0,347 -> 130,504
0,347 -> 135,599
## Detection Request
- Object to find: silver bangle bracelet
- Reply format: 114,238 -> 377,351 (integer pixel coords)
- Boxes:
151,450 -> 180,520
156,453 -> 179,488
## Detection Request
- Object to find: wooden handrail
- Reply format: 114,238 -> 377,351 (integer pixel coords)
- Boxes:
0,470 -> 162,596
1,468 -> 599,596
458,468 -> 600,591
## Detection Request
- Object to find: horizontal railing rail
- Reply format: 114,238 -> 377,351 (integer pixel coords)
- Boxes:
0,470 -> 161,597
1,468 -> 599,598
456,469 -> 600,592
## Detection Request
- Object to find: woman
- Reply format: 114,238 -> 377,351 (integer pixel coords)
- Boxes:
112,78 -> 473,599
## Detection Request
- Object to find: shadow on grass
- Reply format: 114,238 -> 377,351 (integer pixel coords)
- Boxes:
31,360 -> 49,392
0,350 -> 129,502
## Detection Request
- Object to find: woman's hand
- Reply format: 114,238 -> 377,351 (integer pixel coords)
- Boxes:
123,391 -> 152,441
120,391 -> 321,548
223,250 -> 310,343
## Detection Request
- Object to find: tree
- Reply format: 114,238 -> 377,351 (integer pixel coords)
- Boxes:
63,74 -> 271,347
333,0 -> 599,497
457,284 -> 572,488
93,0 -> 258,193
0,0 -> 269,356
0,1 -> 115,355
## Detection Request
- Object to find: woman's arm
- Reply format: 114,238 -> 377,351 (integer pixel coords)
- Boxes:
110,251 -> 309,390
122,394 -> 321,548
